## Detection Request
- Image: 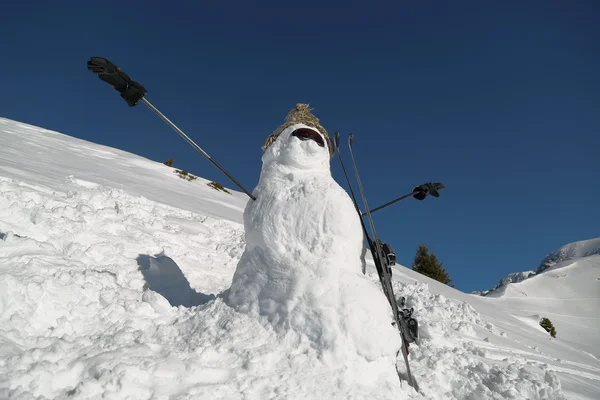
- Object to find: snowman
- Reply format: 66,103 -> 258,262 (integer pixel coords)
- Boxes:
226,104 -> 401,365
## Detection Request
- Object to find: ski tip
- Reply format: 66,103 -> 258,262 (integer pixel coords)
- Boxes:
348,133 -> 355,145
411,380 -> 420,393
333,132 -> 340,148
413,376 -> 420,390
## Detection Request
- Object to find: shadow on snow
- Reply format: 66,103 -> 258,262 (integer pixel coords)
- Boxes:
137,253 -> 216,307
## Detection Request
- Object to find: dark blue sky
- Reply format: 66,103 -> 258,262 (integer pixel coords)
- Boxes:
1,1 -> 598,293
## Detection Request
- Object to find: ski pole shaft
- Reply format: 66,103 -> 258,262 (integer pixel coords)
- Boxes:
361,181 -> 444,217
360,191 -> 415,217
140,98 -> 256,201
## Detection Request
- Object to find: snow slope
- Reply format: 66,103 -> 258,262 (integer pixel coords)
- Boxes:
0,118 -> 248,225
478,238 -> 600,365
537,238 -> 600,274
485,254 -> 600,359
472,271 -> 536,296
0,117 -> 598,399
473,238 -> 600,297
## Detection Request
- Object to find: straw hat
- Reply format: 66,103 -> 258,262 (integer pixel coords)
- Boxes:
262,104 -> 333,157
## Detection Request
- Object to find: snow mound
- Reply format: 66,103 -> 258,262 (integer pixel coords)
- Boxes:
375,278 -> 565,399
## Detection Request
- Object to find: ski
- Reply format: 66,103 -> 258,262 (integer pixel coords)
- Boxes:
333,133 -> 419,392
347,134 -> 419,392
333,132 -> 372,275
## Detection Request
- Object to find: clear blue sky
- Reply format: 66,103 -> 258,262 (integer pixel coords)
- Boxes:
1,1 -> 598,293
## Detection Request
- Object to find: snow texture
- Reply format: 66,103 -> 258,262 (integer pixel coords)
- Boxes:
0,117 -> 597,399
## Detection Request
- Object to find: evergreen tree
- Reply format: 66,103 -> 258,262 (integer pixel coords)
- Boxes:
412,244 -> 453,286
540,317 -> 557,338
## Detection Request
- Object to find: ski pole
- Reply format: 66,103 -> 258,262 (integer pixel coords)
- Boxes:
361,191 -> 415,217
139,97 -> 256,200
86,57 -> 256,201
361,182 -> 445,217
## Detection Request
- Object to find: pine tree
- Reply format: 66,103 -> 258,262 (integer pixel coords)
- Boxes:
540,317 -> 557,338
163,158 -> 175,167
412,244 -> 453,286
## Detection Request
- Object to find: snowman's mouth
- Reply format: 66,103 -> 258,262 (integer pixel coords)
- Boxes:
291,128 -> 325,148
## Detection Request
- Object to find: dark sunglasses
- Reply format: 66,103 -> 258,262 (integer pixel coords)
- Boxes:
291,128 -> 325,147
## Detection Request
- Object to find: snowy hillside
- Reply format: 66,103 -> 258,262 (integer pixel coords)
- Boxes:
1,117 -> 599,399
537,238 -> 600,274
472,271 -> 536,296
476,237 -> 600,363
469,237 -> 600,361
475,238 -> 600,297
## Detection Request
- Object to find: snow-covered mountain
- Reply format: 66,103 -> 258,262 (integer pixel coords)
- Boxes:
472,271 -> 537,296
475,237 -> 600,367
470,237 -> 600,361
1,117 -> 599,399
474,238 -> 600,297
537,238 -> 600,274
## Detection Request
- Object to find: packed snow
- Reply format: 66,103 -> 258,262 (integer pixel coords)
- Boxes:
0,117 -> 598,399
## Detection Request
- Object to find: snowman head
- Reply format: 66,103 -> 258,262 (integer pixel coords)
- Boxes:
263,104 -> 333,156
262,123 -> 332,170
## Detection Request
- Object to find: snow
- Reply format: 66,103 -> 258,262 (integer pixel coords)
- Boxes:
0,116 -> 598,399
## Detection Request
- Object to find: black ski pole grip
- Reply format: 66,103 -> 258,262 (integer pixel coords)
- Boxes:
87,57 -> 147,107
